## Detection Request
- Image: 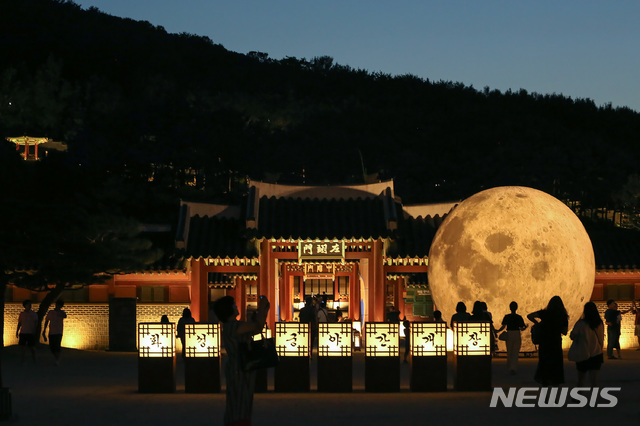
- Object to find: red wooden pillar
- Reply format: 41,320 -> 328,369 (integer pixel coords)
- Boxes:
397,277 -> 406,318
350,263 -> 360,321
259,240 -> 277,331
34,142 -> 39,160
280,266 -> 293,321
370,240 -> 385,322
189,259 -> 208,322
24,142 -> 29,159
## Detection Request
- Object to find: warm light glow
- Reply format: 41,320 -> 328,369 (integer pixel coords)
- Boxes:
428,186 -> 596,352
364,322 -> 399,357
139,323 -> 175,358
411,322 -> 447,357
184,323 -> 219,357
275,322 -> 310,357
453,321 -> 491,356
318,323 -> 352,356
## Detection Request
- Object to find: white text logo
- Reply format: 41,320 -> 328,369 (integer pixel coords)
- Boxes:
489,387 -> 620,408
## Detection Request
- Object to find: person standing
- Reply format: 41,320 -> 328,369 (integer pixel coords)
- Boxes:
213,295 -> 270,426
42,299 -> 67,365
527,295 -> 568,386
496,301 -> 527,375
632,300 -> 640,350
16,300 -> 39,364
402,317 -> 411,364
569,302 -> 604,386
176,308 -> 196,358
604,299 -> 632,359
450,302 -> 471,329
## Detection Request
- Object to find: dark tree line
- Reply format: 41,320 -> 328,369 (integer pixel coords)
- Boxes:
2,0 -> 640,212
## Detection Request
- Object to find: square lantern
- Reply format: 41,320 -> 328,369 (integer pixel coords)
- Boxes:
412,322 -> 448,357
453,321 -> 492,356
410,322 -> 448,392
138,322 -> 175,393
275,322 -> 310,357
183,323 -> 221,393
364,322 -> 400,392
453,321 -> 492,391
274,322 -> 310,392
318,323 -> 352,357
184,323 -> 220,358
364,322 -> 399,357
318,323 -> 352,392
139,322 -> 175,358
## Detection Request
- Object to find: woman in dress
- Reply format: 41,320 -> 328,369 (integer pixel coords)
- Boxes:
527,295 -> 568,386
496,301 -> 527,374
213,295 -> 270,426
569,301 -> 604,386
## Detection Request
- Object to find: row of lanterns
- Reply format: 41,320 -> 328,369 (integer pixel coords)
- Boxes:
138,321 -> 493,392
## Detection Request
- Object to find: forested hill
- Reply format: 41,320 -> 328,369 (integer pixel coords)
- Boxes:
2,0 -> 640,207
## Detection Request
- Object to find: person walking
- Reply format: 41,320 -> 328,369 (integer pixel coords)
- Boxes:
527,295 -> 569,386
569,302 -> 604,387
16,300 -> 39,364
496,301 -> 527,375
213,295 -> 270,426
42,299 -> 67,365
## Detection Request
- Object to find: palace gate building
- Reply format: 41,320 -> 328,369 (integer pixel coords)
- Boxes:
4,179 -> 640,350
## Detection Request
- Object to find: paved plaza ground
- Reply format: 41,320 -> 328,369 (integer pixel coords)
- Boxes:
1,344 -> 639,425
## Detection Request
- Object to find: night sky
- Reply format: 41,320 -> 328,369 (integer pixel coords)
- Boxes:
73,0 -> 640,112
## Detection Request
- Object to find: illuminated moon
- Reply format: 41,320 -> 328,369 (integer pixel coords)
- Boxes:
428,186 -> 595,348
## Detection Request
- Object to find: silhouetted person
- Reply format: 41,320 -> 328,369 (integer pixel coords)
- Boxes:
528,295 -> 568,386
42,299 -> 67,365
214,295 -> 270,426
604,299 -> 632,359
433,310 -> 444,322
160,315 -> 170,323
496,301 -> 527,374
16,300 -> 38,364
403,317 -> 411,363
386,305 -> 401,322
450,301 -> 471,329
176,307 -> 196,358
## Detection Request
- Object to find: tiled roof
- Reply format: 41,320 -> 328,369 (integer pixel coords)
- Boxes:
184,215 -> 257,258
250,196 -> 391,239
388,214 -> 446,257
175,192 -> 640,272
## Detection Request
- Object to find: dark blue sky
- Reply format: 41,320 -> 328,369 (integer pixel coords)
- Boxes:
75,0 -> 640,112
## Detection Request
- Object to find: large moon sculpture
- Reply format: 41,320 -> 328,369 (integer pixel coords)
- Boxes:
428,186 -> 595,349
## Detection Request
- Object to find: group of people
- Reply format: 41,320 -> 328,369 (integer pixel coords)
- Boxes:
15,298 -> 67,365
211,292 -> 640,426
447,296 -> 639,387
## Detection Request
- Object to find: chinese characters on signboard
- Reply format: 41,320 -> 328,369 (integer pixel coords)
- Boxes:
184,323 -> 220,358
298,241 -> 345,260
139,323 -> 175,358
411,322 -> 447,357
275,322 -> 310,357
364,322 -> 399,357
318,323 -> 352,357
453,321 -> 492,356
